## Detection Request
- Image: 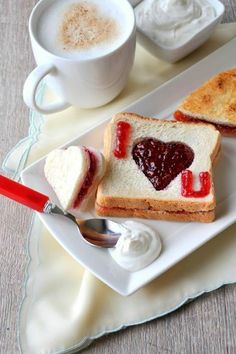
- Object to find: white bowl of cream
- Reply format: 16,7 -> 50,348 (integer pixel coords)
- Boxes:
134,0 -> 225,62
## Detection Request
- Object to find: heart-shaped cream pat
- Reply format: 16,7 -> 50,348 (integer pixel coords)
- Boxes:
44,146 -> 105,211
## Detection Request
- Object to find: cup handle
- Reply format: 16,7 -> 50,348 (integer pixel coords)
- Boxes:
23,63 -> 71,115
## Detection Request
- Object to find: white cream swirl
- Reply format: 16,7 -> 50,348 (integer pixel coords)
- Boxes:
135,0 -> 216,47
109,221 -> 162,271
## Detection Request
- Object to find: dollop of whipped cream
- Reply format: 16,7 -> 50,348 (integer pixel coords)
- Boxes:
135,0 -> 216,47
109,221 -> 162,271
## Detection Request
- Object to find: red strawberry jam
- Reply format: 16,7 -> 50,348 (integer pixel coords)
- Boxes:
132,138 -> 194,190
181,170 -> 211,197
174,110 -> 236,136
73,148 -> 97,208
113,121 -> 131,158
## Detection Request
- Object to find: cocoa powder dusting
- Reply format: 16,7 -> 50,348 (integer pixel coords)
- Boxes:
58,2 -> 118,50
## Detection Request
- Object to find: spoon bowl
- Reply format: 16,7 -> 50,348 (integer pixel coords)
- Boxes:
77,219 -> 122,248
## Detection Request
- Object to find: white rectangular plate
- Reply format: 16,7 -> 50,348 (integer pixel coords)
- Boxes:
21,38 -> 236,296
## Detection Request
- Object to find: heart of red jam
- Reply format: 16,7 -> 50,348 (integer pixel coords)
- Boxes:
181,170 -> 211,197
132,138 -> 194,190
113,121 -> 131,159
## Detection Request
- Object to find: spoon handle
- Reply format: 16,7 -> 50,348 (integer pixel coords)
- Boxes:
0,174 -> 49,212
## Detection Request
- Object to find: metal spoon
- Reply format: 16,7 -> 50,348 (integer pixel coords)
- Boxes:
0,174 -> 122,248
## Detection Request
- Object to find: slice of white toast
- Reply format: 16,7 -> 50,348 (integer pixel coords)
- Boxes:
174,69 -> 236,136
96,113 -> 221,222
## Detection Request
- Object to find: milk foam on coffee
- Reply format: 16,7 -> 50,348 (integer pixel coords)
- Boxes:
37,0 -> 132,59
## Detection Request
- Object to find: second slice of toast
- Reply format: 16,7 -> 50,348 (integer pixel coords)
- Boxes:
96,113 -> 221,222
174,69 -> 236,136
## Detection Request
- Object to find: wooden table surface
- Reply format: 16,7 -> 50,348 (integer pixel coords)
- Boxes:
0,1 -> 236,353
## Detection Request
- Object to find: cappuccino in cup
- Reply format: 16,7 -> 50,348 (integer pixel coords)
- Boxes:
24,0 -> 136,114
37,0 -> 133,59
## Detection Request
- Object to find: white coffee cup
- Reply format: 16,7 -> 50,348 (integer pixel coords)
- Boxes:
23,0 -> 136,114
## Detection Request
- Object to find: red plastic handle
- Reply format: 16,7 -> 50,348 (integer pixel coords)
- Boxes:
0,174 -> 49,212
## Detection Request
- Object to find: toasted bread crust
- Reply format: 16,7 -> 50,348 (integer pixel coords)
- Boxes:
174,110 -> 236,137
96,112 -> 220,220
95,203 -> 215,223
177,69 -> 236,125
